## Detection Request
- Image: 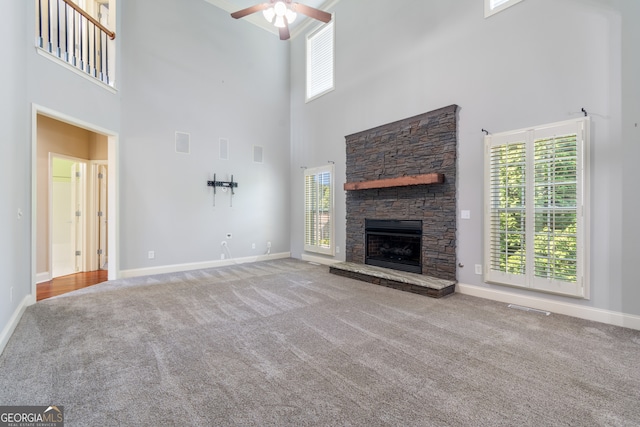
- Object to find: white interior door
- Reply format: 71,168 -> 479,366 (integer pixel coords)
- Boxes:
52,160 -> 74,278
97,164 -> 108,269
71,162 -> 87,273
51,156 -> 86,278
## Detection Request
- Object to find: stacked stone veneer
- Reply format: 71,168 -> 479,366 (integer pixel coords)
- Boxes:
345,105 -> 458,281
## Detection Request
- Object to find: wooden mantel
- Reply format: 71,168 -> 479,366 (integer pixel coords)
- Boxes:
343,173 -> 444,191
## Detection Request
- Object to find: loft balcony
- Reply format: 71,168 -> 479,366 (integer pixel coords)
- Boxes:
36,0 -> 116,87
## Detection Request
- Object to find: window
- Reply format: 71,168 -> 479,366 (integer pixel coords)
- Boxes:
304,164 -> 334,255
484,0 -> 523,17
484,118 -> 590,298
306,20 -> 334,102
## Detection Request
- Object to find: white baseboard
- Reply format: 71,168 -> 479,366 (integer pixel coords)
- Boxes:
457,283 -> 640,331
119,252 -> 291,279
0,295 -> 32,356
300,253 -> 343,266
36,272 -> 51,284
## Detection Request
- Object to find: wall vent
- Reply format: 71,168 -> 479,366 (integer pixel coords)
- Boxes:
253,145 -> 264,163
219,138 -> 229,160
175,132 -> 190,154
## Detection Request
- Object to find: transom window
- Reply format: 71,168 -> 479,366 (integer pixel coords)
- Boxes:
484,118 -> 590,298
306,19 -> 334,102
484,0 -> 523,18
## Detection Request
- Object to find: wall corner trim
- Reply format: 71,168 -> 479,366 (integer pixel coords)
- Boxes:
456,283 -> 640,331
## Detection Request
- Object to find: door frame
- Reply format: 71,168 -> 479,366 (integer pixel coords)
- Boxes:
31,104 -> 119,302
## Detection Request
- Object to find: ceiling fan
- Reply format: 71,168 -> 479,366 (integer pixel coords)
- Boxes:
231,1 -> 332,41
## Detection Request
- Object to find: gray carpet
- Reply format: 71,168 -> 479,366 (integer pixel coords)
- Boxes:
1,259 -> 639,426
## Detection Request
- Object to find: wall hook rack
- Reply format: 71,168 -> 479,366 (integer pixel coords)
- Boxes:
207,174 -> 238,207
481,129 -> 490,135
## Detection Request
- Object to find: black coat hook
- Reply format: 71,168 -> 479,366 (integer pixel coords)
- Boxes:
581,108 -> 588,117
481,129 -> 489,135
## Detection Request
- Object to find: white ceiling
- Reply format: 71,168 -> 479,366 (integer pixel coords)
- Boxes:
204,0 -> 337,39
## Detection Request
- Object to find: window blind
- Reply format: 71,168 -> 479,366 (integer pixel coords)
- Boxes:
490,0 -> 511,9
485,0 -> 524,17
304,165 -> 334,255
484,118 -> 589,298
306,21 -> 334,101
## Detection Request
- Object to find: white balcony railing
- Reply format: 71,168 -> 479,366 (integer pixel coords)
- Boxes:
36,0 -> 115,85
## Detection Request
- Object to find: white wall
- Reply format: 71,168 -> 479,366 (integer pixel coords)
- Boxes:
118,0 -> 291,271
3,0 -> 637,354
620,0 -> 640,316
0,0 -> 30,350
289,0 -> 639,317
2,0 -> 289,353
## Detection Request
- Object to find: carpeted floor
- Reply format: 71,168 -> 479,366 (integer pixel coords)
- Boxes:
1,259 -> 639,426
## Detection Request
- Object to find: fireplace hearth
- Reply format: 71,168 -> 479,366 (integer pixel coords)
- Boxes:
366,219 -> 422,274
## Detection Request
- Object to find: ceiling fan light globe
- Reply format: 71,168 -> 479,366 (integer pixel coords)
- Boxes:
274,1 -> 287,17
262,7 -> 275,23
285,9 -> 297,24
274,15 -> 286,28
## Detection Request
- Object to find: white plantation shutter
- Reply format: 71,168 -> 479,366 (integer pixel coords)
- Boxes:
304,165 -> 334,255
306,21 -> 334,102
533,133 -> 579,283
484,118 -> 589,298
487,134 -> 528,288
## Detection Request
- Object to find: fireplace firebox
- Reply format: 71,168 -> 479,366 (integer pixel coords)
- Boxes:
365,219 -> 422,274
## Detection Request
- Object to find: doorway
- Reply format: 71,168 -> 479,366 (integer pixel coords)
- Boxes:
33,105 -> 118,300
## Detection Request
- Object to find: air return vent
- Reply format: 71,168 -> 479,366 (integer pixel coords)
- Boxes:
253,145 -> 263,163
175,132 -> 190,154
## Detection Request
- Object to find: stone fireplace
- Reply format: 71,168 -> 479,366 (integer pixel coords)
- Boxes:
344,105 -> 458,282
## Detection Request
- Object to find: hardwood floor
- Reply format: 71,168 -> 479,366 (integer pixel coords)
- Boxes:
37,270 -> 108,301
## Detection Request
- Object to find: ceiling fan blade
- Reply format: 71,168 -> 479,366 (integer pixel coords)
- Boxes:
292,3 -> 332,23
230,3 -> 271,19
279,20 -> 291,40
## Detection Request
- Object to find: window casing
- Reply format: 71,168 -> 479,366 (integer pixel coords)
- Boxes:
304,164 -> 335,255
484,0 -> 523,17
306,19 -> 334,102
484,118 -> 590,298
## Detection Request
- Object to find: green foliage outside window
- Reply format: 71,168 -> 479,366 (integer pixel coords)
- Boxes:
304,170 -> 332,250
491,135 -> 578,283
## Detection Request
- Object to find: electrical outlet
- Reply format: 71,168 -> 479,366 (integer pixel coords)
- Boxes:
475,264 -> 482,275
148,251 -> 155,259
267,241 -> 272,248
221,254 -> 225,260
226,233 -> 232,239
336,246 -> 340,253
461,210 -> 471,220
252,243 -> 256,249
